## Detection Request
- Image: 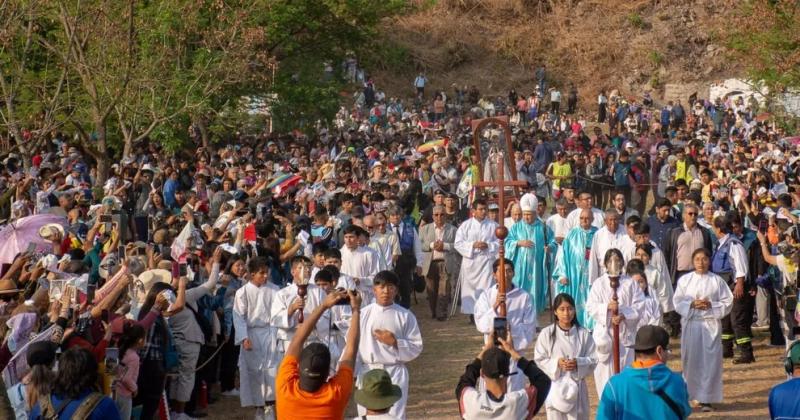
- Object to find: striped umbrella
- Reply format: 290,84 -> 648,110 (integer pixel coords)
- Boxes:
266,173 -> 294,190
273,174 -> 303,195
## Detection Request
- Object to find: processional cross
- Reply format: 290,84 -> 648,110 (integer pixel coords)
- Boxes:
472,117 -> 526,319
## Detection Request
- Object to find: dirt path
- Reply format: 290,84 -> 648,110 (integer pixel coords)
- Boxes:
209,298 -> 784,419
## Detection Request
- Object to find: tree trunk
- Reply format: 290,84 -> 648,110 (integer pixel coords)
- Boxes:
196,116 -> 210,149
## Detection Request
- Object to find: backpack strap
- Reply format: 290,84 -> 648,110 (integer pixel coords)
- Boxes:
72,392 -> 104,420
38,394 -> 74,420
654,389 -> 684,419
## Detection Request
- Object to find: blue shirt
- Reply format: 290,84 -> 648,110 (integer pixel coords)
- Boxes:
597,362 -> 691,420
30,390 -> 120,420
163,178 -> 179,208
769,377 -> 800,419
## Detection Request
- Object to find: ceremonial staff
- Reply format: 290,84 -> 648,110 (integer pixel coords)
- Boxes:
476,152 -> 526,335
297,265 -> 308,323
607,254 -> 623,374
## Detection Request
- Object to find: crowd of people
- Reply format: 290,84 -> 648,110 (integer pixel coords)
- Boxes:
0,69 -> 799,420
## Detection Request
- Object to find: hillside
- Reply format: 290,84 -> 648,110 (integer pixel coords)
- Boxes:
371,0 -> 741,108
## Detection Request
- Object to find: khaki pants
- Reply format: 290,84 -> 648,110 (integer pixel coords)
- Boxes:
426,260 -> 451,318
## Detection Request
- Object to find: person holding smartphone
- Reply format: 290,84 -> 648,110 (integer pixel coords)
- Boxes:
474,258 -> 537,392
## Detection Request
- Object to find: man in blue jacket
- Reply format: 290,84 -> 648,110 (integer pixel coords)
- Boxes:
597,325 -> 691,420
769,341 -> 800,419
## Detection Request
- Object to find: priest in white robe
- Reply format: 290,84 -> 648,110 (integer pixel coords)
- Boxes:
673,248 -> 733,411
357,271 -> 423,419
270,256 -> 330,353
534,293 -> 597,420
474,258 -> 537,391
587,209 -> 628,282
585,248 -> 644,397
233,257 -> 281,416
454,199 -> 499,315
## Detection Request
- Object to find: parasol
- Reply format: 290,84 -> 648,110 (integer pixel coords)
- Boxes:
0,214 -> 67,266
273,174 -> 303,195
266,173 -> 294,189
416,138 -> 448,153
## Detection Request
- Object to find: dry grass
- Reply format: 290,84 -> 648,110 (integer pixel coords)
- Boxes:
209,296 -> 783,419
371,0 -> 738,107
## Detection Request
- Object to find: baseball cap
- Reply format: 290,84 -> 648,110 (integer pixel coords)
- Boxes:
629,325 -> 670,351
299,342 -> 331,391
789,341 -> 800,365
481,347 -> 511,379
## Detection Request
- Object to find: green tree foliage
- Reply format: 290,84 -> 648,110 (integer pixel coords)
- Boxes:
0,0 -> 405,178
726,0 -> 800,92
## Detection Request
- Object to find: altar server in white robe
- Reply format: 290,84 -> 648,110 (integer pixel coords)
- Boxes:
322,248 -> 374,305
626,259 -> 663,329
270,256 -> 330,353
310,266 -> 352,371
474,258 -> 537,391
534,293 -> 597,420
357,270 -> 423,419
586,248 -> 644,397
454,199 -> 499,315
340,226 -> 381,291
673,248 -> 733,411
233,256 -> 281,417
588,210 -> 628,282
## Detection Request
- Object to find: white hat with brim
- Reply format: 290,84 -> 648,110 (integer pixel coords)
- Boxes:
545,375 -> 580,414
137,269 -> 172,293
38,223 -> 65,241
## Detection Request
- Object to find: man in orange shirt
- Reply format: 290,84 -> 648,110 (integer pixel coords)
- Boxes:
276,287 -> 362,419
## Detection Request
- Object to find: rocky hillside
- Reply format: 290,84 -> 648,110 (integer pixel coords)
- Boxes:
371,0 -> 739,108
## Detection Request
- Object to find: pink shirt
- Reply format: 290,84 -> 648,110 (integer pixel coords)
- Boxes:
115,349 -> 140,397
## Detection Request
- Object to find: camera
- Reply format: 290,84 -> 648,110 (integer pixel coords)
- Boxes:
334,287 -> 352,305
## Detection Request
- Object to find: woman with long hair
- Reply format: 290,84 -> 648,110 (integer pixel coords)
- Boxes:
134,280 -> 182,420
534,293 -> 597,419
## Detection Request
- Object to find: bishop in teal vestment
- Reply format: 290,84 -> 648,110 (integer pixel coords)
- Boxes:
552,224 -> 598,329
505,215 -> 555,314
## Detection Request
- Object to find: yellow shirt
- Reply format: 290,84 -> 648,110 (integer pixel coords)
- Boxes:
551,162 -> 572,189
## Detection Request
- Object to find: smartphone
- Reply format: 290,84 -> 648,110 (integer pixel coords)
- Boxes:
102,309 -> 110,324
26,243 -> 37,255
118,245 -> 125,259
171,261 -> 180,279
492,317 -> 508,346
100,214 -> 112,231
758,218 -> 768,234
179,263 -> 187,277
86,284 -> 97,305
104,347 -> 120,373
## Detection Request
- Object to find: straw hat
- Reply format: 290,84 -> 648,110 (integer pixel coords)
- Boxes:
38,223 -> 64,241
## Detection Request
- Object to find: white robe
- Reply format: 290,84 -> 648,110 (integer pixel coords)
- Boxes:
454,217 -> 499,314
534,324 -> 597,420
340,245 -> 381,287
357,303 -> 423,420
636,294 -> 663,330
233,281 -> 280,406
269,283 -> 330,353
566,207 -> 605,231
619,238 -> 673,312
673,271 -> 733,404
370,231 -> 400,270
585,274 -> 644,397
546,213 -> 572,241
587,225 -> 628,283
340,245 -> 380,303
474,285 -> 537,391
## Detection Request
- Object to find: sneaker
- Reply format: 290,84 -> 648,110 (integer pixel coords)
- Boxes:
700,403 -> 714,412
221,389 -> 240,397
264,406 -> 276,420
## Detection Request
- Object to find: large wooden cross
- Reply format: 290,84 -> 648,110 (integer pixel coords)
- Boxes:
473,117 -> 527,318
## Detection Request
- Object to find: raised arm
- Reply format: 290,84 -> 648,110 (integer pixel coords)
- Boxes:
285,290 -> 345,358
338,290 -> 362,369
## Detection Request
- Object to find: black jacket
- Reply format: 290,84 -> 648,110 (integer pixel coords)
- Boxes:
662,224 -> 713,283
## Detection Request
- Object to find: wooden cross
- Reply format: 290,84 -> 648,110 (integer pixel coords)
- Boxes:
475,152 -> 527,318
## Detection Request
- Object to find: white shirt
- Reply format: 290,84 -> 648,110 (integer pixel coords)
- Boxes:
341,245 -> 381,286
269,283 -> 329,350
546,213 -> 571,240
566,207 -> 605,231
714,234 -> 748,280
